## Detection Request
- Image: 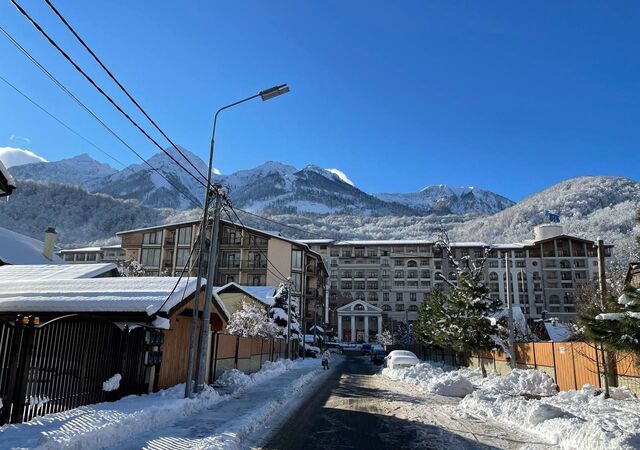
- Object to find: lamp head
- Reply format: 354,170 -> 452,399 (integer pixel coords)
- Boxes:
260,84 -> 290,101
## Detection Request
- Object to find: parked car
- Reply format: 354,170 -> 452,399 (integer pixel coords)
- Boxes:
384,350 -> 419,369
371,349 -> 387,365
326,342 -> 342,354
361,343 -> 372,355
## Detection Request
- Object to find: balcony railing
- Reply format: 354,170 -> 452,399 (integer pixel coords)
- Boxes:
243,259 -> 267,269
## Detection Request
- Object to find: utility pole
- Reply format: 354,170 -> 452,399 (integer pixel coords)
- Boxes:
597,237 -> 611,398
301,266 -> 306,360
185,192 -> 213,398
505,251 -> 515,369
286,278 -> 292,359
194,186 -> 224,392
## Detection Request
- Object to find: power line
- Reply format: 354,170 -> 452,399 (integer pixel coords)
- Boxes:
0,72 -> 128,170
9,0 -> 208,191
0,27 -> 202,209
222,205 -> 289,283
41,0 -> 209,185
231,207 -> 338,241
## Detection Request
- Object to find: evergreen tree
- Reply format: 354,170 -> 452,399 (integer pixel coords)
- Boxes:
269,282 -> 301,341
579,287 -> 640,354
412,232 -> 507,376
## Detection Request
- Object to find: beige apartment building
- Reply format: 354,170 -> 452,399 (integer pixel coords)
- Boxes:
116,219 -> 328,331
303,224 -> 612,340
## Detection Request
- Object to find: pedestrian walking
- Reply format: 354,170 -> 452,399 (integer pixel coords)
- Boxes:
322,350 -> 330,370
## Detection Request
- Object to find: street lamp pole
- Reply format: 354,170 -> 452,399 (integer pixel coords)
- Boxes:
185,84 -> 290,397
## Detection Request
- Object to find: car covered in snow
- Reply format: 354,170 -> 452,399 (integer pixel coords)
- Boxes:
384,350 -> 419,369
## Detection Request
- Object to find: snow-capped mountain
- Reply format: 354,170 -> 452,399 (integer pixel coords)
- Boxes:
376,185 -> 515,215
452,176 -> 640,257
225,163 -> 416,215
11,147 -> 513,216
10,153 -> 117,191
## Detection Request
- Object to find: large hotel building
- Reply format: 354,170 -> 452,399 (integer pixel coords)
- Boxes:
302,224 -> 612,337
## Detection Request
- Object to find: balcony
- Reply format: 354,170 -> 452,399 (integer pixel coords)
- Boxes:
243,259 -> 267,269
221,237 -> 242,246
220,261 -> 241,269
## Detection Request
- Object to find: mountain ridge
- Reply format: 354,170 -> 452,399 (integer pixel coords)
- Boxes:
9,148 -> 513,216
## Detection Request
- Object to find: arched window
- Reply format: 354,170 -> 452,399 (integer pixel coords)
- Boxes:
517,272 -> 527,282
354,304 -> 365,311
407,260 -> 418,267
382,305 -> 391,311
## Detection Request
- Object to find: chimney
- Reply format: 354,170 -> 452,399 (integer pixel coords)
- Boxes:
43,227 -> 57,261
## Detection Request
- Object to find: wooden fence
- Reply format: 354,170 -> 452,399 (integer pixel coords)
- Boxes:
0,315 -> 148,425
405,341 -> 640,395
209,334 -> 297,382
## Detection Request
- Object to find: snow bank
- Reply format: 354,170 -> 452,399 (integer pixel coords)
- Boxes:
0,359 -> 296,449
382,362 -> 474,397
383,362 -> 559,399
478,368 -> 557,397
459,385 -> 640,449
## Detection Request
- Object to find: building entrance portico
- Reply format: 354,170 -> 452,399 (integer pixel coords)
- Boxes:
336,300 -> 383,343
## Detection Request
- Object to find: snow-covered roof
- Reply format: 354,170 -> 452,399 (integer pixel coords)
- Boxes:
215,283 -> 276,307
0,158 -> 16,196
117,219 -> 312,250
0,277 -> 203,315
0,226 -> 64,265
58,247 -> 102,253
0,263 -> 117,280
298,239 -> 335,245
101,244 -> 122,250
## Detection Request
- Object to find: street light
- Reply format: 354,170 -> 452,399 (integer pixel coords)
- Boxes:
260,84 -> 290,101
186,84 -> 290,398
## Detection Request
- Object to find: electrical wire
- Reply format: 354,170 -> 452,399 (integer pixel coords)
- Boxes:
221,205 -> 289,283
41,0 -> 209,184
0,27 -> 203,209
9,0 -> 208,191
231,207 -> 338,241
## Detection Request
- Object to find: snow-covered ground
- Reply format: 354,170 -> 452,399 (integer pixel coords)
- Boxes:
382,362 -> 640,449
0,358 -> 333,450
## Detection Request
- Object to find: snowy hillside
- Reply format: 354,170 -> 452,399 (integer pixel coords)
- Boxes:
98,146 -> 207,209
11,149 -> 515,216
10,153 -> 117,191
0,180 -> 171,246
452,176 -> 640,260
377,185 -> 515,215
226,164 -> 417,215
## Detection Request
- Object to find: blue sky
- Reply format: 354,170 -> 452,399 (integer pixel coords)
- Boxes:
0,1 -> 638,200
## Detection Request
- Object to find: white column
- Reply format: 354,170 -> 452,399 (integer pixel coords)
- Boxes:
338,315 -> 343,342
350,315 -> 356,342
377,315 -> 382,335
364,316 -> 369,342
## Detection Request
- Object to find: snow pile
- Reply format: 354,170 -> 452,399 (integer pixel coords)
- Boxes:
216,360 -> 293,388
0,360 -> 298,449
382,362 -> 475,397
459,384 -> 640,449
478,369 -> 557,397
102,373 -> 121,392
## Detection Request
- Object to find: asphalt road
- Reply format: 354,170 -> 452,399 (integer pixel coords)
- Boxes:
262,352 -> 548,450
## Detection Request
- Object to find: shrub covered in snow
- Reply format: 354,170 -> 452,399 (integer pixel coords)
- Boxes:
227,300 -> 280,338
382,362 -> 475,398
478,368 -> 557,397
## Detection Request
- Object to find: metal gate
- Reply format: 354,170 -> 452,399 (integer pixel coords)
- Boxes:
0,315 -> 147,425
